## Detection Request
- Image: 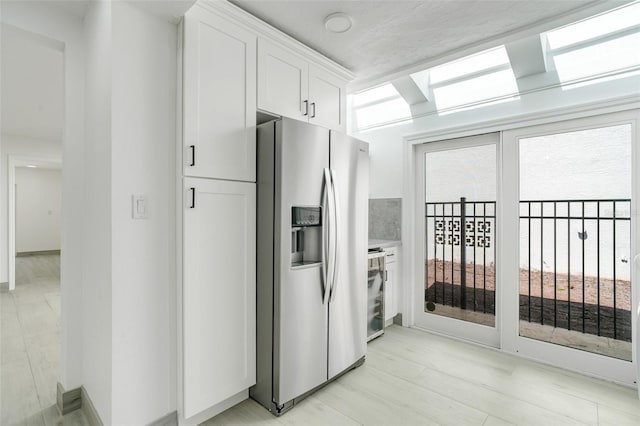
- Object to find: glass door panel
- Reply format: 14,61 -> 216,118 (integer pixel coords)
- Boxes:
422,140 -> 497,329
518,124 -> 632,360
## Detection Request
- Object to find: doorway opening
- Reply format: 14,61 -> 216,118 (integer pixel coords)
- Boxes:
1,23 -> 65,425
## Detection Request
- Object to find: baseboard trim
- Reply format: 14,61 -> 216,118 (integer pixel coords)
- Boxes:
57,382 -> 82,415
81,386 -> 104,426
147,411 -> 178,426
393,313 -> 403,326
16,249 -> 61,257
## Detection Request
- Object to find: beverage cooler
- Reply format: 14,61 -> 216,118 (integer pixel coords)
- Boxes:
367,249 -> 385,341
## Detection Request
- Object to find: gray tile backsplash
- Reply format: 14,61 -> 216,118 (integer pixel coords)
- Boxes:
369,198 -> 401,240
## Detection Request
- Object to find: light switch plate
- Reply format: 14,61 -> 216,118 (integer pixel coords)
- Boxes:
132,195 -> 148,219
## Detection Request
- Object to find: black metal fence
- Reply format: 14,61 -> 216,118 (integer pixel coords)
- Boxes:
425,198 -> 632,341
520,199 -> 632,341
425,198 -> 496,314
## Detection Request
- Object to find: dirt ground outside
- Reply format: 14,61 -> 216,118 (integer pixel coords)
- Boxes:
425,260 -> 632,341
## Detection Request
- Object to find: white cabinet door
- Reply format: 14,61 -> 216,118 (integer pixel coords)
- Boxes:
384,260 -> 397,322
257,39 -> 308,122
183,6 -> 256,182
384,248 -> 399,322
183,178 -> 256,419
309,65 -> 345,132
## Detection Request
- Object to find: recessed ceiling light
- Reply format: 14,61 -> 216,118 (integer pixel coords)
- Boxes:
324,13 -> 353,33
26,165 -> 37,168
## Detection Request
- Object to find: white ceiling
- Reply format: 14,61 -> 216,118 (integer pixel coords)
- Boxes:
1,23 -> 64,141
230,0 -> 630,85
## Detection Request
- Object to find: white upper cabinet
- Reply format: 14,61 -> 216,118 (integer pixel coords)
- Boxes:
183,5 -> 256,182
257,39 -> 309,121
257,39 -> 347,132
308,64 -> 345,131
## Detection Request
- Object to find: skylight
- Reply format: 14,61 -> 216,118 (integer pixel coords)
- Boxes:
432,69 -> 519,111
429,47 -> 511,85
425,46 -> 519,112
545,2 -> 640,86
353,83 -> 398,107
553,33 -> 640,82
546,2 -> 640,49
351,83 -> 411,130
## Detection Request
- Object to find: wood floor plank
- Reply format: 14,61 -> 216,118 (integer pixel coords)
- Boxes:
482,416 -> 515,426
368,336 -> 599,425
1,334 -> 28,366
200,399 -> 283,426
313,372 -> 441,426
1,357 -> 44,426
336,364 -> 488,425
276,395 -> 361,426
597,403 -> 640,426
509,361 -> 640,418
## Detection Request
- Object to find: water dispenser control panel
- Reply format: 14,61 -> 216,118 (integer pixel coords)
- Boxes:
291,206 -> 322,268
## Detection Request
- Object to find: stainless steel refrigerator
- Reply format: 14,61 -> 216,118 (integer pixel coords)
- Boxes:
250,118 -> 369,415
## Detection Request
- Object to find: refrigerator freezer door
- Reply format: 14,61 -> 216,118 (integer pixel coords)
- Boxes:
274,119 -> 331,404
328,131 -> 369,379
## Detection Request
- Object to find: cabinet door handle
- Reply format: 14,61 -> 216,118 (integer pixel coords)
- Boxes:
385,270 -> 388,282
189,187 -> 195,209
303,100 -> 309,116
189,145 -> 196,167
311,102 -> 316,118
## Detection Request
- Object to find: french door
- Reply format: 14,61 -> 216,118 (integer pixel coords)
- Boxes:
501,110 -> 639,384
414,133 -> 500,347
412,109 -> 639,385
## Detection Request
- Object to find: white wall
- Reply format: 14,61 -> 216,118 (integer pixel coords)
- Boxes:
82,1 -> 113,423
15,167 -> 62,253
110,2 -> 177,424
0,134 -> 62,281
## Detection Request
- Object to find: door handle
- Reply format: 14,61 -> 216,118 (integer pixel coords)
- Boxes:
303,100 -> 309,116
322,168 -> 332,304
329,169 -> 340,301
310,102 -> 316,118
189,145 -> 195,167
189,187 -> 195,209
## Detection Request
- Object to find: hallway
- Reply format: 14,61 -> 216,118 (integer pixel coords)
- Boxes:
1,254 -> 87,425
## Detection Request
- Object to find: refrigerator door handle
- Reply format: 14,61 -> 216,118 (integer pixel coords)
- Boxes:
322,168 -> 333,304
329,169 -> 340,301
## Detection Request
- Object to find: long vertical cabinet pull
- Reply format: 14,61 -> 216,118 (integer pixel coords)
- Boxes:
189,187 -> 196,209
329,169 -> 340,301
189,145 -> 196,166
321,169 -> 331,304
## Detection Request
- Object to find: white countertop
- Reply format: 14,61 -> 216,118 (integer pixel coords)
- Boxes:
368,239 -> 401,249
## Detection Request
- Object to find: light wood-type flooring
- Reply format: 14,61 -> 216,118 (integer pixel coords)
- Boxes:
204,326 -> 640,426
1,254 -> 89,426
3,255 -> 639,425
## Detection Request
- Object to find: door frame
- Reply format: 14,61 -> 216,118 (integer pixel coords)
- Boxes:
413,133 -> 502,348
7,155 -> 62,290
501,109 -> 640,386
402,98 -> 640,385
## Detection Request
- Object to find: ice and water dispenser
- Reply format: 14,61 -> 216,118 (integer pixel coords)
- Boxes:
291,206 -> 322,267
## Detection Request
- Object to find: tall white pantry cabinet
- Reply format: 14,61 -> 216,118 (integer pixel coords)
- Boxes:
178,1 -> 353,424
179,3 -> 257,423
